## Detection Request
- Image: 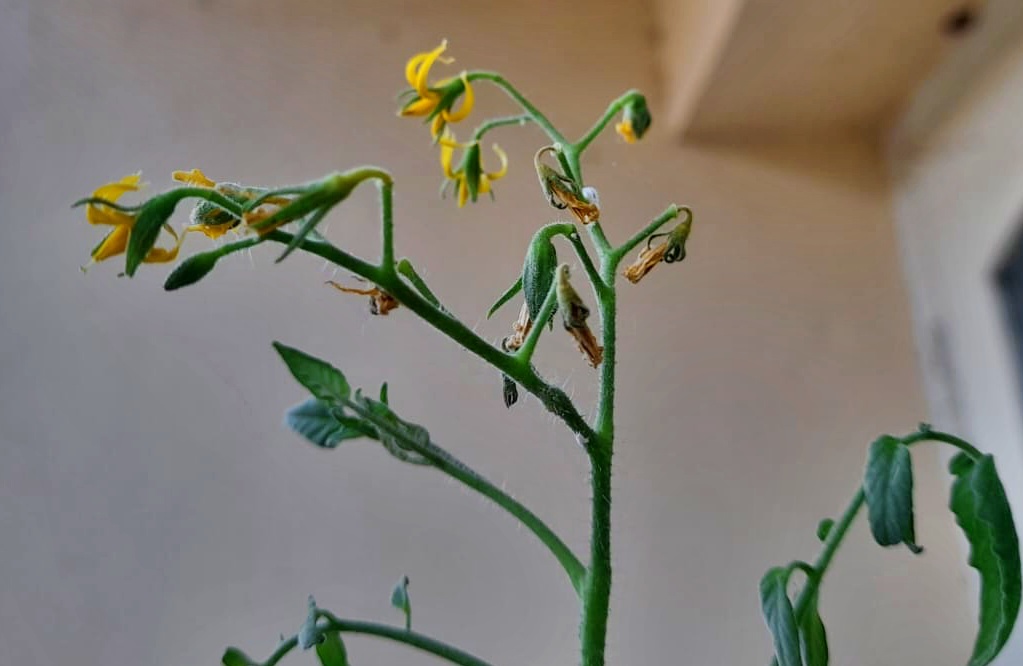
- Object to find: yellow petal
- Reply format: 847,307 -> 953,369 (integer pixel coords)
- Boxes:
172,168 -> 216,188
186,221 -> 236,240
86,206 -> 135,227
457,178 -> 469,208
440,73 -> 474,123
615,119 -> 637,144
91,224 -> 132,262
414,40 -> 448,98
430,114 -> 446,138
486,144 -> 509,181
405,52 -> 429,87
92,173 -> 142,202
439,130 -> 458,179
143,225 -> 185,264
479,175 -> 491,195
400,96 -> 438,117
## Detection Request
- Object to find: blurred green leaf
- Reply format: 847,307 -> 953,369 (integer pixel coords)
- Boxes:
391,575 -> 411,630
760,566 -> 802,666
315,632 -> 349,666
864,436 -> 921,553
273,342 -> 351,403
949,453 -> 1021,666
285,399 -> 369,448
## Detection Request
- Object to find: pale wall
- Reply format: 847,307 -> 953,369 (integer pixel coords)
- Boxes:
0,1 -> 974,664
891,22 -> 1023,666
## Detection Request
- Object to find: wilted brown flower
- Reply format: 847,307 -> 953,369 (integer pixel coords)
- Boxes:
555,265 -> 603,367
326,280 -> 400,316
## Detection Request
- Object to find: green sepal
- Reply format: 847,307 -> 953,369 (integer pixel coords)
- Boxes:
760,566 -> 803,666
624,94 -> 652,139
315,633 -> 349,666
487,276 -> 522,319
272,342 -> 351,403
949,453 -> 1021,666
864,435 -> 922,553
522,228 -> 559,325
125,190 -> 190,277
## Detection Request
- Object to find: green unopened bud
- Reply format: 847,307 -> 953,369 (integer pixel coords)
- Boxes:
616,94 -> 652,144
164,249 -> 220,291
522,228 -> 559,323
459,142 -> 483,203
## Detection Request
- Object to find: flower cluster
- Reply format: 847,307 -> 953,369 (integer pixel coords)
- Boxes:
399,40 -> 474,140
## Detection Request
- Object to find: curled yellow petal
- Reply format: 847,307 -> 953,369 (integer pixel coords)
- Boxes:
486,144 -> 509,181
457,178 -> 469,208
441,73 -> 474,123
430,114 -> 446,138
439,130 -> 458,179
413,40 -> 448,98
172,168 -> 217,188
87,173 -> 143,226
405,52 -> 429,88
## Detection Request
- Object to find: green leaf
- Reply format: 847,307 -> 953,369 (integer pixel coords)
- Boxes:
487,276 -> 522,319
315,632 -> 349,666
522,231 -> 558,323
760,567 -> 803,666
799,594 -> 829,666
285,399 -> 369,448
949,453 -> 1022,666
222,647 -> 256,666
864,435 -> 922,553
272,342 -> 351,403
125,191 -> 187,277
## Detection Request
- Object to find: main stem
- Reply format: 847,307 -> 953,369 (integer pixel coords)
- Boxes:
580,261 -> 617,666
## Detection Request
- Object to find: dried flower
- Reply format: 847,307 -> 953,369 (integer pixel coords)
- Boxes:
501,303 -> 533,352
535,148 -> 599,224
622,216 -> 692,284
326,280 -> 400,316
555,265 -> 603,367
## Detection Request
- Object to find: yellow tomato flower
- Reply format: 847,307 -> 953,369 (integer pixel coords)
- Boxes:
81,173 -> 185,270
400,40 -> 475,138
439,129 -> 508,207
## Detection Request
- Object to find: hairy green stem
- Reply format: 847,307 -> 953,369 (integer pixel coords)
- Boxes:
261,231 -> 597,443
380,180 -> 395,274
515,280 -> 559,365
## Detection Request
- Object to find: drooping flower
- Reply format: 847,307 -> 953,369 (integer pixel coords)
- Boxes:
555,265 -> 603,367
79,174 -> 184,270
615,94 -> 652,144
326,280 -> 400,316
622,217 -> 692,284
399,40 -> 475,138
439,129 -> 508,207
536,163 -> 600,224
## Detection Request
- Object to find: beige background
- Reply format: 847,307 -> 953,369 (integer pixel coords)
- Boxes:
0,1 -> 977,664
